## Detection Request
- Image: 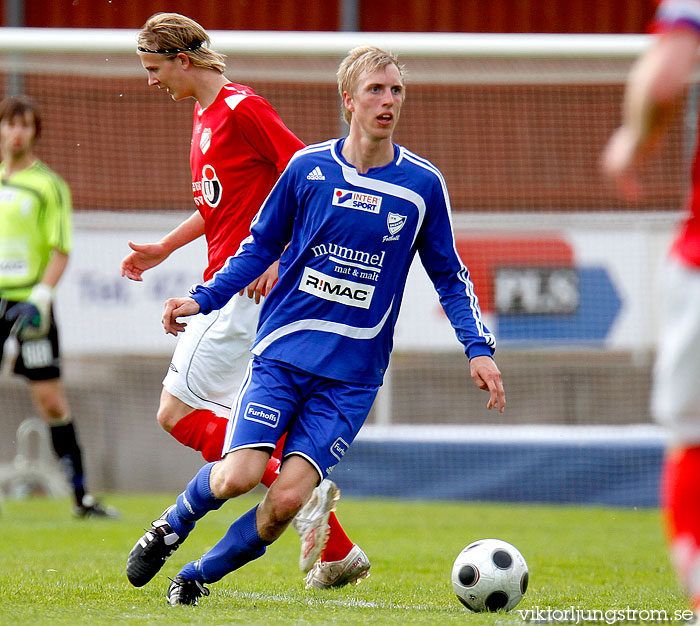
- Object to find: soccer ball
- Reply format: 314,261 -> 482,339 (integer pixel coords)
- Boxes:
451,538 -> 529,612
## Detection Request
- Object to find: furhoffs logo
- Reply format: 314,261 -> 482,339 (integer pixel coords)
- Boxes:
330,437 -> 348,461
243,402 -> 280,428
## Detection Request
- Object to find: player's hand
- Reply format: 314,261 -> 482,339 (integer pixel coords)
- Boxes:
6,283 -> 52,339
240,260 -> 279,304
601,126 -> 644,201
469,355 -> 505,413
121,240 -> 170,281
162,297 -> 200,336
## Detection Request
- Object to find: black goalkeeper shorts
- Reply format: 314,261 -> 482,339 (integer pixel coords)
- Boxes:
0,299 -> 61,381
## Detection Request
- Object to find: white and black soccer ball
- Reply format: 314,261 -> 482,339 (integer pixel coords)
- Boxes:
451,538 -> 529,612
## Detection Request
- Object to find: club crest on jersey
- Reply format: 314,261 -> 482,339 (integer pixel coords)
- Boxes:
332,188 -> 382,214
243,402 -> 280,428
383,212 -> 407,242
199,127 -> 212,154
299,267 -> 374,309
201,164 -> 222,208
387,212 -> 406,235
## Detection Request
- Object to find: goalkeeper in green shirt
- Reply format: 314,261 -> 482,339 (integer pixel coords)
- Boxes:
0,96 -> 117,518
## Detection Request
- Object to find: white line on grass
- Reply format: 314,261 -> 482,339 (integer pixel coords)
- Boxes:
231,589 -> 437,611
230,589 -> 524,621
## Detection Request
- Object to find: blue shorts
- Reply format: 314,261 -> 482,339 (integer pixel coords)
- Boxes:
223,356 -> 379,479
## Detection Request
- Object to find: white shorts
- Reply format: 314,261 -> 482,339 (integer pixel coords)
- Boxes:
651,256 -> 700,445
163,293 -> 261,417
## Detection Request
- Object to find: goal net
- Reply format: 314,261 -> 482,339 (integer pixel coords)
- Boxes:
0,30 -> 686,503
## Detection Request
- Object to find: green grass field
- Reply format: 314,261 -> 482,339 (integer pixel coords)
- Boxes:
0,493 -> 689,625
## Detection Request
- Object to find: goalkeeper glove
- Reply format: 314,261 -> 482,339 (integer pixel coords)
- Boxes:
6,283 -> 53,339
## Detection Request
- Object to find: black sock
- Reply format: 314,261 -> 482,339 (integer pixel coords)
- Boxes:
49,421 -> 86,507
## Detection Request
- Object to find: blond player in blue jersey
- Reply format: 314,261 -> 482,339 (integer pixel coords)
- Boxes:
0,96 -> 117,518
127,45 -> 504,606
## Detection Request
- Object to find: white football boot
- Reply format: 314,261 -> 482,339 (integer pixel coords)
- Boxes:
292,479 -> 340,572
304,544 -> 371,589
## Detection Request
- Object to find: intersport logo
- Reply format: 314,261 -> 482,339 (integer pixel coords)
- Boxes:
332,188 -> 382,214
299,267 -> 374,309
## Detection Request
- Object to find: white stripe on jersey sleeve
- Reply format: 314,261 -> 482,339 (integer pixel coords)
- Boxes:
401,149 -> 494,348
225,94 -> 248,111
288,140 -> 336,164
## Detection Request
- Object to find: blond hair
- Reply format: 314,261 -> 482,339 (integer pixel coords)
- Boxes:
138,13 -> 226,74
336,46 -> 405,125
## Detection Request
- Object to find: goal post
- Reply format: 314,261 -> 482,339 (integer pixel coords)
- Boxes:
0,28 -> 652,56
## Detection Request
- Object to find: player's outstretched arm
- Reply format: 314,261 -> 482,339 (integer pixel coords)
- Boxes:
162,297 -> 200,336
601,28 -> 700,200
469,355 -> 506,413
121,241 -> 170,281
121,211 -> 206,281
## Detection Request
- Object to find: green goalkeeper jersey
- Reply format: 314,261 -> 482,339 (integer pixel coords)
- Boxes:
0,159 -> 72,301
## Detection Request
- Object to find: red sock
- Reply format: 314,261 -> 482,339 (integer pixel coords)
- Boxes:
663,446 -> 700,609
261,456 -> 281,487
261,433 -> 287,487
321,511 -> 354,562
272,433 -> 287,460
169,409 -> 228,462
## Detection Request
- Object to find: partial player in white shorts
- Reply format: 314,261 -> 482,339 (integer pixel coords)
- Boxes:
651,256 -> 700,445
163,292 -> 261,418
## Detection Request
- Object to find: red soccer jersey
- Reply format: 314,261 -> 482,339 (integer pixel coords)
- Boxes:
190,83 -> 304,280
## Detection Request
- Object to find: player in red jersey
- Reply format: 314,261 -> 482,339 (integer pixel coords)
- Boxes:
121,12 -> 369,588
602,0 -> 700,611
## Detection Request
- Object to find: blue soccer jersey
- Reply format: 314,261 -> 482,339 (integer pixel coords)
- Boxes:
190,138 -> 495,385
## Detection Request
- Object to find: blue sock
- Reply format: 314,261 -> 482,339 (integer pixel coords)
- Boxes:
166,462 -> 226,538
179,505 -> 271,583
